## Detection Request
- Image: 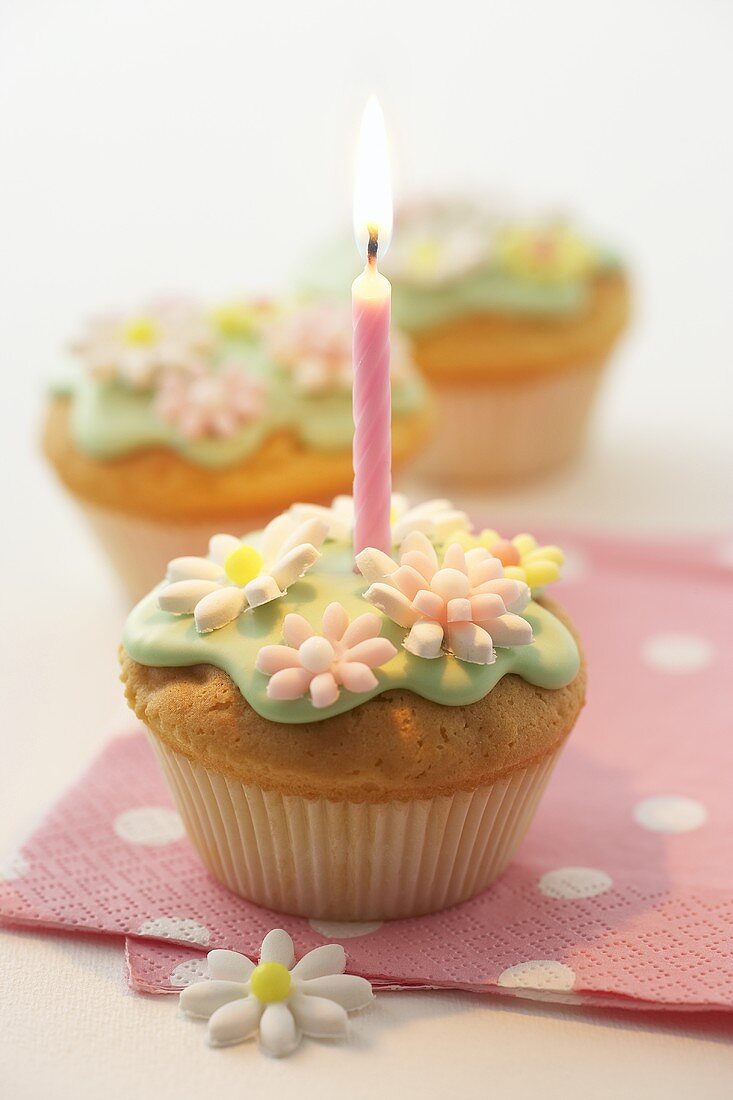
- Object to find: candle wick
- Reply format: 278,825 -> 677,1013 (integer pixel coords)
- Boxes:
367,225 -> 379,266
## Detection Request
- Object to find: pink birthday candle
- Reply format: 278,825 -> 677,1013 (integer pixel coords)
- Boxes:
352,97 -> 393,558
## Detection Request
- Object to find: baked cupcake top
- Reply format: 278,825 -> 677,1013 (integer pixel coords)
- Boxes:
122,497 -> 580,726
53,296 -> 427,468
306,197 -> 623,334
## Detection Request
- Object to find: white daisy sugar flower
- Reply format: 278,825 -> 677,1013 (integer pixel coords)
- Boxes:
356,531 -> 533,665
179,929 -> 374,1057
71,296 -> 214,389
158,513 -> 329,633
287,494 -> 472,547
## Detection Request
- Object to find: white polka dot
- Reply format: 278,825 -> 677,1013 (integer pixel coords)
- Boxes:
0,852 -> 28,881
114,807 -> 185,846
634,795 -> 708,833
538,866 -> 612,900
641,633 -> 714,673
498,960 -> 576,992
137,917 -> 211,946
308,920 -> 383,939
170,958 -> 209,988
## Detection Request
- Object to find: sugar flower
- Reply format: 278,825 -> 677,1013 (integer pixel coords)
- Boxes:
154,361 -> 266,439
158,513 -> 329,633
256,602 -> 398,709
71,297 -> 213,389
287,494 -> 472,547
385,198 -> 496,286
356,532 -> 532,665
210,298 -> 279,339
496,222 -> 598,283
458,529 -> 564,590
179,928 -> 373,1057
263,301 -> 410,393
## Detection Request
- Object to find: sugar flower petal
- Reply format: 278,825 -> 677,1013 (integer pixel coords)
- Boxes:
259,928 -> 295,967
298,974 -> 374,1011
158,579 -> 221,614
322,601 -> 349,642
180,980 -> 248,1020
267,666 -> 313,701
207,996 -> 263,1048
255,645 -> 302,675
269,544 -> 322,592
290,943 -> 347,980
289,994 -> 348,1040
208,533 -> 242,566
446,621 -> 495,664
310,671 -> 340,709
341,613 -> 382,647
256,1003 -> 299,1058
207,949 -> 255,983
282,613 -> 315,647
194,586 -> 246,633
337,662 -> 378,693
363,583 -> 421,628
167,556 -> 226,583
404,620 -> 445,659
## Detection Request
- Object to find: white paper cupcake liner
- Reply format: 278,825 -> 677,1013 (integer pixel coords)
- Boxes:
147,734 -> 564,921
78,503 -> 276,604
414,361 -> 607,485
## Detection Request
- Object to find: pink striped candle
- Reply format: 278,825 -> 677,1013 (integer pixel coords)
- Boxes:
352,97 -> 394,558
352,246 -> 392,556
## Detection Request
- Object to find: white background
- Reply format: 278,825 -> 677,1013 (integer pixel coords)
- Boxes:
1,1 -> 732,1096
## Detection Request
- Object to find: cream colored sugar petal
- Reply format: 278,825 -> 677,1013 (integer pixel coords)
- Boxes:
489,613 -> 533,648
355,547 -> 400,585
259,928 -> 295,967
364,583 -> 420,628
399,530 -> 438,565
298,974 -> 373,1011
207,996 -> 263,1048
269,544 -> 320,591
207,949 -> 255,983
180,979 -> 248,1020
401,548 -> 438,583
244,574 -> 282,609
290,943 -> 346,981
278,517 -> 329,559
194,587 -> 246,633
260,512 -> 299,564
404,619 -> 444,659
258,1003 -> 299,1058
208,534 -> 241,566
442,543 -> 467,571
289,993 -> 348,1039
158,579 -> 221,614
167,556 -> 226,583
447,621 -> 495,664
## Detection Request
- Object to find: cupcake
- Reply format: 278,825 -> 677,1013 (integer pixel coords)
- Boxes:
308,198 -> 630,484
120,497 -> 584,921
43,297 -> 431,601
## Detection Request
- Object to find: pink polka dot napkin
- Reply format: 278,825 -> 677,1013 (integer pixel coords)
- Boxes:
2,530 -> 732,1011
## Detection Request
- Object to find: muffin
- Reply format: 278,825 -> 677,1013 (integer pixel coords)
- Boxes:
43,297 -> 432,601
307,198 -> 630,484
120,498 -> 584,920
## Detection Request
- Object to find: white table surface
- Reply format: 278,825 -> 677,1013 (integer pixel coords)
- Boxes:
1,1 -> 732,1096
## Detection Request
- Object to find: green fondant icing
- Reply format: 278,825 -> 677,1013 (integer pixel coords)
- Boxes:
122,543 -> 580,725
63,344 -> 426,467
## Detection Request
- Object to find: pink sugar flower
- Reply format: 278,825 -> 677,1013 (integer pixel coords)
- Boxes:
256,602 -> 398,709
356,531 -> 533,665
154,361 -> 266,440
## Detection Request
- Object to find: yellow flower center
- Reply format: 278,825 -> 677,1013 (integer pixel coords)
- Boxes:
224,544 -> 263,586
249,962 -> 291,1003
212,303 -> 256,338
122,316 -> 158,345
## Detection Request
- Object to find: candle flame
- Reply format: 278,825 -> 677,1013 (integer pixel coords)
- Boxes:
353,96 -> 393,262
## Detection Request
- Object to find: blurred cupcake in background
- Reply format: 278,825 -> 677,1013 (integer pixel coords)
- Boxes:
308,198 -> 630,484
43,296 -> 431,601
